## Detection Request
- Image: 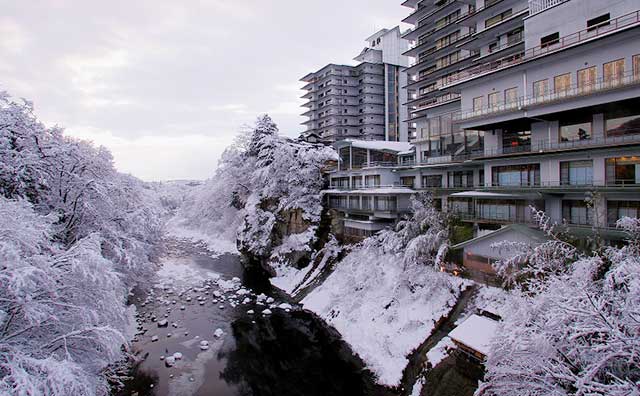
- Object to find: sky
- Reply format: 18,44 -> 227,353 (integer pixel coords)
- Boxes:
0,1 -> 408,181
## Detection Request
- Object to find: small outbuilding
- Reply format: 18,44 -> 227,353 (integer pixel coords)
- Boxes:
449,314 -> 499,361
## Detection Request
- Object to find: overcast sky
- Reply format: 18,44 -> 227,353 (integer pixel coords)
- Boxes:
0,1 -> 408,181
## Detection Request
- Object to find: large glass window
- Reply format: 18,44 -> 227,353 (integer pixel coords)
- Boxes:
492,164 -> 540,186
339,147 -> 350,170
364,175 -> 381,187
533,79 -> 549,99
400,176 -> 415,188
605,111 -> 640,137
577,66 -> 597,93
562,200 -> 592,225
349,196 -> 360,209
488,92 -> 500,109
502,129 -> 531,153
449,170 -> 474,188
332,177 -> 350,188
465,130 -> 485,154
504,88 -> 518,106
604,59 -> 625,86
607,201 -> 640,226
352,147 -> 367,169
374,196 -> 397,211
560,161 -> 593,185
485,9 -> 512,28
422,175 -> 443,188
606,157 -> 640,185
560,119 -> 592,142
352,176 -> 363,189
554,73 -> 571,94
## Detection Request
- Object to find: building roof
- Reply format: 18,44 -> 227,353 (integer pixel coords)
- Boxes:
334,139 -> 413,153
451,224 -> 549,251
322,187 -> 415,195
449,314 -> 499,357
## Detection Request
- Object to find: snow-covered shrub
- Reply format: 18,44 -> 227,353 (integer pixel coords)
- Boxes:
478,214 -> 640,396
365,193 -> 449,269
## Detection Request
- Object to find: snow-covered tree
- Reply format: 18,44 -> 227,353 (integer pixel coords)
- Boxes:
478,212 -> 640,396
0,91 -> 162,395
365,193 -> 449,269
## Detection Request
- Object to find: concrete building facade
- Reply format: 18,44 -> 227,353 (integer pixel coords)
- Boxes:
324,0 -> 640,274
300,27 -> 410,144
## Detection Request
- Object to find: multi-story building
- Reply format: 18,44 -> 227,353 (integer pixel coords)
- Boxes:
325,0 -> 640,279
300,27 -> 410,144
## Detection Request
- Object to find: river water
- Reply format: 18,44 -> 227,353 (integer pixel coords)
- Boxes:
119,239 -> 393,396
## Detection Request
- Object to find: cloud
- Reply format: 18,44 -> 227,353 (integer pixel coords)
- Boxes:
1,0 -> 408,180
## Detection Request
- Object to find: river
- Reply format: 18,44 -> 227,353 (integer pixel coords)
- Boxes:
118,238 -> 394,396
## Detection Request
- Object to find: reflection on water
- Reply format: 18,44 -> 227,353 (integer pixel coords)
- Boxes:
119,239 -> 393,396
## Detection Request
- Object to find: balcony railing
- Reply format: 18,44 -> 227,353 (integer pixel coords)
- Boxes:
444,10 -> 640,87
455,70 -> 640,122
528,0 -> 570,16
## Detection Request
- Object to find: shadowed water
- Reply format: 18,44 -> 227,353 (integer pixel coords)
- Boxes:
118,239 -> 393,396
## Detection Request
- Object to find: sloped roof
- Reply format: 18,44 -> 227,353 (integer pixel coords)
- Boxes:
334,139 -> 413,153
449,314 -> 498,357
451,224 -> 548,250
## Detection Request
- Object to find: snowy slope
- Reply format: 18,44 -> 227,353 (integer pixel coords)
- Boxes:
302,247 -> 466,386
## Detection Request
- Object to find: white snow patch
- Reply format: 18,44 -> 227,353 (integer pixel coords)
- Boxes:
302,248 -> 465,386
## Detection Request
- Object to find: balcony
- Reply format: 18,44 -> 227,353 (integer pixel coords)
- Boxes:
444,10 -> 640,87
528,0 -> 570,16
455,70 -> 640,123
409,93 -> 461,115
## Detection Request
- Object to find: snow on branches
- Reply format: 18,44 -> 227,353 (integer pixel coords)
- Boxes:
479,211 -> 640,396
0,91 -> 161,395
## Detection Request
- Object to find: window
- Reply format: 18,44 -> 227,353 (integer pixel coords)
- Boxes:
607,201 -> 640,226
587,13 -> 610,31
507,28 -> 523,45
400,176 -> 415,188
352,147 -> 367,169
332,177 -> 349,188
375,196 -> 397,211
449,170 -> 474,188
492,164 -> 540,186
488,92 -> 500,109
422,175 -> 443,188
352,177 -> 363,188
560,119 -> 592,142
562,200 -> 592,225
339,147 -> 350,170
561,161 -> 593,185
634,54 -> 640,79
604,59 -> 625,86
606,110 -> 640,137
577,66 -> 597,92
364,175 -> 381,187
606,157 -> 640,185
502,129 -> 531,153
533,79 -> 549,99
554,73 -> 571,94
504,88 -> 518,106
485,9 -> 512,28
349,196 -> 360,209
473,96 -> 484,112
488,42 -> 498,53
540,32 -> 560,48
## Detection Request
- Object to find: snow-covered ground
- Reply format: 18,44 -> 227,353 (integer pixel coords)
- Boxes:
302,248 -> 468,387
165,215 -> 239,256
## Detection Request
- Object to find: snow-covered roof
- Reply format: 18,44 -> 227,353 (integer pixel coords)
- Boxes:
334,139 -> 413,153
398,149 -> 415,155
451,224 -> 549,251
449,314 -> 498,357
